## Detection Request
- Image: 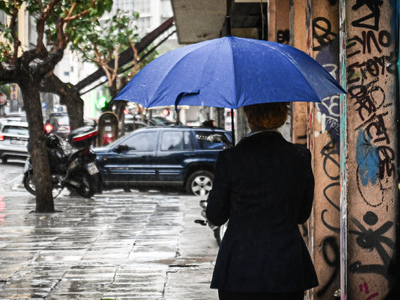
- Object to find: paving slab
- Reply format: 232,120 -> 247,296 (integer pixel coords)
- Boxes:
0,189 -> 219,299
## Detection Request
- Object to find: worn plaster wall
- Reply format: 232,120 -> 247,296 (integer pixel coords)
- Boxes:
268,0 -> 290,45
276,0 -> 290,45
342,0 -> 398,298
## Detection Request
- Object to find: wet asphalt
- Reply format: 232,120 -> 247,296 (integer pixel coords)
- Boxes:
0,183 -> 219,299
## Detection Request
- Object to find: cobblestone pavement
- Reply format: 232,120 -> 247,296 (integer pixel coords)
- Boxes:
0,188 -> 219,299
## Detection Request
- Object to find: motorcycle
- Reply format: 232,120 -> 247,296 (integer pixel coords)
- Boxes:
23,125 -> 100,198
195,199 -> 228,246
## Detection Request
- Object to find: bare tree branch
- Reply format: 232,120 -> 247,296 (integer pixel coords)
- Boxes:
36,0 -> 62,51
128,42 -> 139,81
64,0 -> 98,22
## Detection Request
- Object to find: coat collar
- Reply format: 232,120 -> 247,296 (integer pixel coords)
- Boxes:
237,129 -> 282,145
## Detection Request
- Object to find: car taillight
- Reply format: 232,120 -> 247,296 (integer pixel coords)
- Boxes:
44,123 -> 53,133
0,135 -> 4,141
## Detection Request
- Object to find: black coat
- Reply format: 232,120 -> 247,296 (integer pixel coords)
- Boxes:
206,131 -> 318,293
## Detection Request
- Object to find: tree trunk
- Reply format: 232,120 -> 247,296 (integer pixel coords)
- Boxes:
19,82 -> 54,213
41,74 -> 84,131
109,85 -> 126,135
61,93 -> 84,130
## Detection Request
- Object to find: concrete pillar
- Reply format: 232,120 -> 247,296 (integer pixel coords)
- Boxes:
308,1 -> 341,299
340,1 -> 398,299
268,0 -> 277,42
290,0 -> 308,146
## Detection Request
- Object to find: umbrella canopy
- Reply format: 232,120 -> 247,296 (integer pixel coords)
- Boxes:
115,36 -> 345,109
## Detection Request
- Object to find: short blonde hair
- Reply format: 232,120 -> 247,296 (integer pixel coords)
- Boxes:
243,102 -> 288,130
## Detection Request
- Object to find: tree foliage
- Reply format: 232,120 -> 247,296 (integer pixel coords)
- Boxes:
71,9 -> 140,98
70,8 -> 145,129
70,8 -> 160,129
0,0 -> 113,68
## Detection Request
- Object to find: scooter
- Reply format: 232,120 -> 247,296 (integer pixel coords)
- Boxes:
23,125 -> 100,198
195,200 -> 228,246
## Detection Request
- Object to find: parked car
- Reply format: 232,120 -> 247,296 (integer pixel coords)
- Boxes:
124,114 -> 178,127
123,120 -> 150,135
0,121 -> 29,163
46,112 -> 97,139
3,112 -> 27,122
151,116 -> 177,126
92,126 -> 232,196
0,112 -> 27,130
47,112 -> 70,138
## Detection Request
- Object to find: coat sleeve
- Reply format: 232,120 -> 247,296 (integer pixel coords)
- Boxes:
297,150 -> 315,224
206,151 -> 231,226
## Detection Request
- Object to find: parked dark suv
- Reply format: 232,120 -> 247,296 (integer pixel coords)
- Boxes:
92,126 -> 232,196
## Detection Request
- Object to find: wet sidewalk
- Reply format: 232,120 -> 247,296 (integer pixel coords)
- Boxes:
0,189 -> 219,299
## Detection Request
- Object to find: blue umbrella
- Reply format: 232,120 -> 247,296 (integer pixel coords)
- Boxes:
115,36 -> 345,109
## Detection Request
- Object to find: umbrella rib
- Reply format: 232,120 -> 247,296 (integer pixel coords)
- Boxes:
268,47 -> 321,101
227,37 -> 239,108
264,43 -> 343,100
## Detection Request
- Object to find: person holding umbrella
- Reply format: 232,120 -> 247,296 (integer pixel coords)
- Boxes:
206,102 -> 318,300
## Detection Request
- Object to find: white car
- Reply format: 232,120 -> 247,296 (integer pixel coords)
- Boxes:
0,121 -> 29,163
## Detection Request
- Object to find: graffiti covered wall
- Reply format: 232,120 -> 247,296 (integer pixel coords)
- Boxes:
344,0 -> 398,298
311,1 -> 342,299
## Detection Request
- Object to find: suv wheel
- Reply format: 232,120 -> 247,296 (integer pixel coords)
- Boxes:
186,170 -> 214,197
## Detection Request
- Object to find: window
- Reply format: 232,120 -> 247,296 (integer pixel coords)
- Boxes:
161,131 -> 193,151
195,131 -> 231,150
3,126 -> 29,136
126,132 -> 157,151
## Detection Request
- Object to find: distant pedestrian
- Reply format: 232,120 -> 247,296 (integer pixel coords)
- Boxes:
202,120 -> 215,128
206,102 -> 318,300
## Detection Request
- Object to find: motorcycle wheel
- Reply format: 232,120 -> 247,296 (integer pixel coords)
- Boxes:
23,171 -> 63,198
214,221 -> 228,246
75,173 -> 95,198
23,171 -> 36,196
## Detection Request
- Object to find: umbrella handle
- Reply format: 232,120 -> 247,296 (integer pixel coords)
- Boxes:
174,90 -> 200,112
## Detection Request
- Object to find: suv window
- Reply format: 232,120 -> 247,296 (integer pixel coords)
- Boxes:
195,130 -> 231,150
2,125 -> 29,135
161,131 -> 194,151
125,131 -> 157,151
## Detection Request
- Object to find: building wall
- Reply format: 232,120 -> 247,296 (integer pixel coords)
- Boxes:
108,0 -> 173,37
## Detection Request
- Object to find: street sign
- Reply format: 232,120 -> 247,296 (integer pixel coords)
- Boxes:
10,84 -> 18,100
